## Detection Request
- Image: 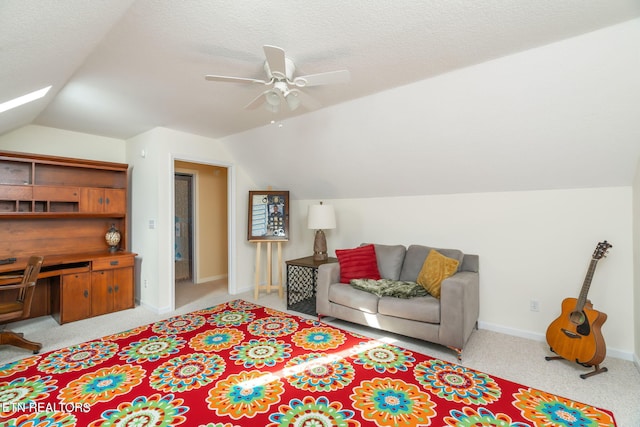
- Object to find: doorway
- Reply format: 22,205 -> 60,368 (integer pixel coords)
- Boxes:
173,161 -> 230,309
174,173 -> 193,282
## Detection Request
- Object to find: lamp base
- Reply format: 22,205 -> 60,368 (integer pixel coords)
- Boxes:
313,252 -> 328,262
313,229 -> 328,262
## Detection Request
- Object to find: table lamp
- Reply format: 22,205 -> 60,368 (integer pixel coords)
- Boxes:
307,202 -> 336,261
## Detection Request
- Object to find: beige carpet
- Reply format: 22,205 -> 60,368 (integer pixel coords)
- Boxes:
2,282 -> 639,426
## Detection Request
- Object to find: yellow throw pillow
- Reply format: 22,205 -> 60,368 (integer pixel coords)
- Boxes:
417,249 -> 460,298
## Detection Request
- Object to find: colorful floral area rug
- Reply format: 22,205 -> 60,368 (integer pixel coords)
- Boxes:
0,299 -> 616,426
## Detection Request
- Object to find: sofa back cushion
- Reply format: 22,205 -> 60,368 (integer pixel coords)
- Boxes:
399,244 -> 464,282
366,244 -> 406,280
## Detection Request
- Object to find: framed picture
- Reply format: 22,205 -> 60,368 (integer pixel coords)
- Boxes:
247,190 -> 289,241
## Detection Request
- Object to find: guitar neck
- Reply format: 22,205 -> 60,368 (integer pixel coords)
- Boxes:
576,258 -> 598,311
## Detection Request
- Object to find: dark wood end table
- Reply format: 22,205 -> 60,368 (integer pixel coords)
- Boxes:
285,256 -> 338,316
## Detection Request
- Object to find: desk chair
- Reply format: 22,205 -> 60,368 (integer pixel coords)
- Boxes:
0,256 -> 44,354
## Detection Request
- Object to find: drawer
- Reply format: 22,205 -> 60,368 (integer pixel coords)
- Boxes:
92,255 -> 135,271
33,185 -> 79,202
0,184 -> 32,200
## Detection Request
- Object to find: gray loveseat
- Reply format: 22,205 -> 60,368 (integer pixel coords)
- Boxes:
316,244 -> 479,359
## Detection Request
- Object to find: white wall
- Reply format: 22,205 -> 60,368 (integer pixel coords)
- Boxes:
125,127 -> 256,313
0,124 -> 126,162
287,188 -> 635,359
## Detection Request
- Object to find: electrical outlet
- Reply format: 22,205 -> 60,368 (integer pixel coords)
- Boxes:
530,300 -> 539,312
144,279 -> 148,288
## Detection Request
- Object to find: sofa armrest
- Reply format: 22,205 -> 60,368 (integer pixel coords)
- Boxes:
316,263 -> 340,316
438,271 -> 480,349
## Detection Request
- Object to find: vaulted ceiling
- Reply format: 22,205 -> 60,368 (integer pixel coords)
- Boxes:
2,1 -> 639,140
2,1 -> 640,199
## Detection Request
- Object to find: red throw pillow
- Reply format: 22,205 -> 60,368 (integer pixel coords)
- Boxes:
335,244 -> 381,283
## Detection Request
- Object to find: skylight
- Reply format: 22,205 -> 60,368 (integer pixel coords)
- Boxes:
0,86 -> 52,114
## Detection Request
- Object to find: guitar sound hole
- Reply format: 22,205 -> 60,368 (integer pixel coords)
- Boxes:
570,310 -> 591,336
569,311 -> 584,325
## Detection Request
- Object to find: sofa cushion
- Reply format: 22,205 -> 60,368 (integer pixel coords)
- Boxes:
378,295 -> 440,324
328,283 -> 379,314
399,245 -> 463,282
371,244 -> 406,280
350,278 -> 429,299
335,244 -> 381,283
417,249 -> 460,298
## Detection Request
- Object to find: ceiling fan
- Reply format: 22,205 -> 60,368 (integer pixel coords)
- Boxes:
205,45 -> 350,113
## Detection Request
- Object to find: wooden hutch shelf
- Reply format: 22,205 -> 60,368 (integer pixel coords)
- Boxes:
0,151 -> 136,324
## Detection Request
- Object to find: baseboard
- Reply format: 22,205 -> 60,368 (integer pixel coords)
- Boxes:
478,320 -> 634,362
233,284 -> 254,295
137,300 -> 172,315
634,353 -> 640,373
197,274 -> 228,283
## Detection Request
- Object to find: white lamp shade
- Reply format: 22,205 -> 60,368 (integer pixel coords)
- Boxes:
307,203 -> 336,230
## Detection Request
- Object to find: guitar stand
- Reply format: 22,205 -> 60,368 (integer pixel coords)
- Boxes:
544,355 -> 608,379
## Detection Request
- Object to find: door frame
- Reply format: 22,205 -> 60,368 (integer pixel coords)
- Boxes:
169,155 -> 235,311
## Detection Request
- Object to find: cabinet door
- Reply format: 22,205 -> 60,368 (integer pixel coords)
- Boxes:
104,189 -> 126,214
112,267 -> 134,311
61,272 -> 91,323
79,188 -> 104,212
91,270 -> 113,316
79,188 -> 126,214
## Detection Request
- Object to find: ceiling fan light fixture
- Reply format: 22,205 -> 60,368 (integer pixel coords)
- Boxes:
264,103 -> 279,113
285,91 -> 301,111
265,89 -> 281,107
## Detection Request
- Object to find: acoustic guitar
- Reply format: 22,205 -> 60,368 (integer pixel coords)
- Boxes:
545,241 -> 611,378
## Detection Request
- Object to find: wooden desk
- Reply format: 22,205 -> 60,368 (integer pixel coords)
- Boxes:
0,151 -> 135,324
0,251 -> 136,324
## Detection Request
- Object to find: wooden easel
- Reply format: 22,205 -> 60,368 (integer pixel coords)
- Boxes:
251,240 -> 284,299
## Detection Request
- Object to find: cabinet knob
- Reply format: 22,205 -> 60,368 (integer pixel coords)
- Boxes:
110,260 -> 119,266
83,290 -> 89,298
114,285 -> 119,292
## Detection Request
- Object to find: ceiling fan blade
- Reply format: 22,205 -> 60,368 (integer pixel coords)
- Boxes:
263,45 -> 287,80
293,69 -> 350,87
205,74 -> 267,85
244,91 -> 269,109
290,89 -> 322,110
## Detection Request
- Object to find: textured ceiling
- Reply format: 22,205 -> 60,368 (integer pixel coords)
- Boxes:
2,0 -> 640,140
